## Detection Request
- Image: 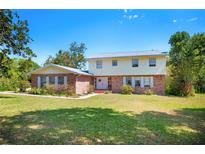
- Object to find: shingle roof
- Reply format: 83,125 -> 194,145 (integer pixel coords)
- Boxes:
87,50 -> 168,59
31,64 -> 93,76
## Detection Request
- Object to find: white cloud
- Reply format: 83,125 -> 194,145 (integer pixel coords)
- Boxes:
173,19 -> 177,23
188,17 -> 198,22
123,14 -> 139,20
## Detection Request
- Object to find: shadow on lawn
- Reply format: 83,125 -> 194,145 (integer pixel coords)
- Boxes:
0,108 -> 205,145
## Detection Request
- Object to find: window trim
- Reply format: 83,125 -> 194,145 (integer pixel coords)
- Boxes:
149,58 -> 156,67
112,60 -> 118,67
96,60 -> 102,69
132,59 -> 139,67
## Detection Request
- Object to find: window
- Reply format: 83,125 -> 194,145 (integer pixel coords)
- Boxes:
132,59 -> 139,67
144,77 -> 151,88
149,58 -> 156,67
112,60 -> 118,66
40,76 -> 46,88
49,76 -> 55,85
135,78 -> 141,87
96,60 -> 102,69
126,77 -> 132,86
58,76 -> 64,85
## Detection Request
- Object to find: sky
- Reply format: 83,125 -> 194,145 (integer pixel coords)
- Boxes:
16,9 -> 205,66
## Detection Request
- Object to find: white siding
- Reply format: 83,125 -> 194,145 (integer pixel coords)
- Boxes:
88,56 -> 166,76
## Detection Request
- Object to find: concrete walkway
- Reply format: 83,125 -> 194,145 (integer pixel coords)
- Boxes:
0,91 -> 99,100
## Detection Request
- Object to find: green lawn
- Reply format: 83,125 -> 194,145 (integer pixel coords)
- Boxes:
0,93 -> 205,144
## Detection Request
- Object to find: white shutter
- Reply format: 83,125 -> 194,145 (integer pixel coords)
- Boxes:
46,76 -> 49,87
55,76 -> 58,89
140,77 -> 144,88
123,77 -> 126,85
37,76 -> 41,88
150,77 -> 154,88
64,76 -> 68,87
131,77 -> 135,88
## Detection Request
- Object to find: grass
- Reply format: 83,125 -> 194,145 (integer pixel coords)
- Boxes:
0,93 -> 205,144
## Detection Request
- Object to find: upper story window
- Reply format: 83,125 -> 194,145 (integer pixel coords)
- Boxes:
149,58 -> 156,67
96,60 -> 102,69
112,60 -> 118,66
132,59 -> 139,67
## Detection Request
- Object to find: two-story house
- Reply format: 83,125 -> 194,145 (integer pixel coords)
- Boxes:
31,50 -> 167,95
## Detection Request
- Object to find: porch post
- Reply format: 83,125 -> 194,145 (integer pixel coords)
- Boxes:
55,76 -> 58,89
140,77 -> 144,88
46,76 -> 49,87
37,76 -> 41,88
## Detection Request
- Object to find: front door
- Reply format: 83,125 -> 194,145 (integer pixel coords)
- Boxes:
96,77 -> 108,89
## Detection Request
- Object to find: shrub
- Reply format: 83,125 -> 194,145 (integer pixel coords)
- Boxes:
104,90 -> 111,94
45,84 -> 56,95
121,85 -> 133,95
65,86 -> 76,96
0,77 -> 19,91
144,89 -> 154,95
88,85 -> 95,93
29,88 -> 43,95
19,80 -> 30,92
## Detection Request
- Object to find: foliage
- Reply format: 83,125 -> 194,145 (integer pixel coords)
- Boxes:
19,80 -> 30,92
121,85 -> 133,95
144,89 -> 154,95
104,90 -> 111,94
0,58 -> 39,91
168,32 -> 195,96
88,85 -> 95,93
190,33 -> 205,93
45,85 -> 56,95
0,77 -> 19,91
29,88 -> 44,95
0,10 -> 36,74
44,42 -> 87,69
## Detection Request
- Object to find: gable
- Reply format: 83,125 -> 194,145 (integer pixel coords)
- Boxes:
32,66 -> 72,74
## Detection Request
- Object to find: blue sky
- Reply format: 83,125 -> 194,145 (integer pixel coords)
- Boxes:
16,9 -> 205,65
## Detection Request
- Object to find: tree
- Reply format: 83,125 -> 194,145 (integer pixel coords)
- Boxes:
168,31 -> 195,96
190,33 -> 205,93
44,42 -> 87,69
0,10 -> 36,75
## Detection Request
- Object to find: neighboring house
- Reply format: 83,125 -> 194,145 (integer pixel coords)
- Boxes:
31,50 -> 167,95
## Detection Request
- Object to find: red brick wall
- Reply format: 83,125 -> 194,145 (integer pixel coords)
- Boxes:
111,76 -> 123,93
31,73 -> 77,91
110,75 -> 165,95
76,75 -> 94,95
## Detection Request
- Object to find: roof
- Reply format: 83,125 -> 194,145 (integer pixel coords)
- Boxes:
31,64 -> 93,76
87,50 -> 168,59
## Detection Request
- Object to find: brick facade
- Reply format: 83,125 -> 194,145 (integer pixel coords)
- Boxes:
95,75 -> 165,95
31,73 -> 93,95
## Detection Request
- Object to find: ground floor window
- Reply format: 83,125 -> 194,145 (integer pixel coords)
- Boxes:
134,77 -> 141,88
144,77 -> 151,88
40,76 -> 46,88
49,76 -> 55,85
58,76 -> 64,85
126,77 -> 132,86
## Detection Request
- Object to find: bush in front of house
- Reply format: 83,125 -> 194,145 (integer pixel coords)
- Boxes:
19,80 -> 31,92
88,85 -> 95,93
29,88 -> 44,95
121,85 -> 133,95
144,89 -> 154,95
45,84 -> 56,95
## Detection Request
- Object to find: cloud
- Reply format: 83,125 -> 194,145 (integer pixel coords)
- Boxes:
173,19 -> 177,23
123,14 -> 139,20
187,17 -> 198,22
